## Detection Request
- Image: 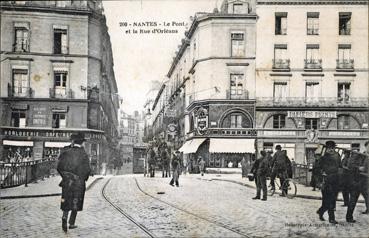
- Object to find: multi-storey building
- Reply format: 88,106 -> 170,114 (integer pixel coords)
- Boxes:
255,0 -> 368,164
148,0 -> 368,167
0,1 -> 120,171
118,110 -> 136,162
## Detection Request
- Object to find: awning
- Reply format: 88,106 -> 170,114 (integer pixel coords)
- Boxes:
209,139 -> 255,153
45,142 -> 70,148
3,140 -> 33,147
180,138 -> 206,154
178,140 -> 192,153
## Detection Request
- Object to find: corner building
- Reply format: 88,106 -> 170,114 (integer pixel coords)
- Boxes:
255,0 -> 369,164
0,1 -> 120,172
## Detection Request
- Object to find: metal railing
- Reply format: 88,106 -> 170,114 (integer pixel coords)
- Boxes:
49,88 -> 74,99
207,128 -> 257,137
0,158 -> 57,188
226,89 -> 249,100
273,59 -> 290,69
13,38 -> 29,52
307,28 -> 319,35
304,59 -> 322,69
256,97 -> 368,107
8,84 -> 33,98
292,164 -> 311,186
336,59 -> 354,69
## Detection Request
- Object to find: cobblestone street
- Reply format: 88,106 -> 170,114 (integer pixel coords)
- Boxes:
1,174 -> 368,237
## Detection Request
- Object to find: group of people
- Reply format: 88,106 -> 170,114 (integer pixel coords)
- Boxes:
2,147 -> 33,163
250,145 -> 293,201
316,140 -> 369,224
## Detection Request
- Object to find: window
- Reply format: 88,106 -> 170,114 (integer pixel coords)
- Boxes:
273,82 -> 288,100
231,114 -> 242,128
275,13 -> 287,35
11,111 -> 26,128
53,28 -> 68,54
274,44 -> 289,69
339,12 -> 351,35
305,44 -> 321,68
305,118 -> 318,130
337,82 -> 350,102
337,44 -> 353,69
52,113 -> 66,128
14,27 -> 29,52
54,72 -> 67,96
273,114 -> 286,129
12,69 -> 28,97
305,82 -> 320,101
231,33 -> 245,57
307,12 -> 319,35
337,115 -> 349,129
230,74 -> 244,98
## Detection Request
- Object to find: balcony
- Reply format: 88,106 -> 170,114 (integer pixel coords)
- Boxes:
336,59 -> 354,70
273,59 -> 290,70
207,128 -> 257,137
256,97 -> 368,107
304,59 -> 322,70
226,89 -> 249,100
8,84 -> 33,98
307,28 -> 319,35
13,39 -> 29,52
49,88 -> 74,99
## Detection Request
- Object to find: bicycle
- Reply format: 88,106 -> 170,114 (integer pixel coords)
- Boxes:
267,171 -> 297,199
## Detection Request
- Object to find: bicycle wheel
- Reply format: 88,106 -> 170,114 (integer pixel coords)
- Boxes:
282,179 -> 297,199
268,179 -> 279,196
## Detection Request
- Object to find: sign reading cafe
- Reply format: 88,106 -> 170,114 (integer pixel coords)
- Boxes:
287,111 -> 337,118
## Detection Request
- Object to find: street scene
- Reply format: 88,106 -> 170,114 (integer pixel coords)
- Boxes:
1,0 -> 369,237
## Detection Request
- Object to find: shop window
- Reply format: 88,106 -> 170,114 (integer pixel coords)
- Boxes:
337,115 -> 350,130
52,113 -> 66,128
337,83 -> 350,102
339,12 -> 351,35
307,12 -> 319,35
53,28 -> 68,54
263,142 -> 274,153
231,33 -> 245,57
305,118 -> 318,130
11,111 -> 26,128
273,114 -> 286,129
275,12 -> 287,35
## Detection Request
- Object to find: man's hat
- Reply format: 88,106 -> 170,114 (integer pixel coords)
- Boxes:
325,140 -> 336,148
275,145 -> 282,150
70,132 -> 85,142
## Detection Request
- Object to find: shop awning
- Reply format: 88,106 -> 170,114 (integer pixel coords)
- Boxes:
178,140 -> 192,153
3,140 -> 33,146
209,139 -> 255,153
45,142 -> 70,148
183,138 -> 206,154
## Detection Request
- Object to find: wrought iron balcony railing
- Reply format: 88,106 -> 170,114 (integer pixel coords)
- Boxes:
8,84 -> 33,98
13,39 -> 29,52
307,28 -> 319,35
226,89 -> 249,100
49,88 -> 74,99
256,97 -> 368,107
273,59 -> 290,69
304,59 -> 322,69
336,59 -> 354,70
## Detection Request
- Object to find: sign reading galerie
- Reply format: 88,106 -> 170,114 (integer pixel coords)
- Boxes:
287,111 -> 337,118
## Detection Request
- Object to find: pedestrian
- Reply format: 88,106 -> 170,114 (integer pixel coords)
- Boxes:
198,156 -> 205,176
241,157 -> 248,178
291,158 -> 296,178
252,150 -> 269,201
341,150 -> 351,207
161,147 -> 170,178
316,140 -> 341,224
147,147 -> 156,177
170,151 -> 181,187
57,132 -> 91,233
270,145 -> 289,195
359,140 -> 369,214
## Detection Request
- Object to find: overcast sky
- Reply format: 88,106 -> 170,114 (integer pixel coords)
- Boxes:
103,0 -> 218,114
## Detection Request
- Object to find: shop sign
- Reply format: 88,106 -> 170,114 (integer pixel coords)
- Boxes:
167,123 -> 177,136
2,128 -> 103,139
196,107 -> 208,135
32,106 -> 48,126
287,111 -> 336,118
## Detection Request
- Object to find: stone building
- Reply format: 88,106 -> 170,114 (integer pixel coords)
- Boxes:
0,0 -> 120,172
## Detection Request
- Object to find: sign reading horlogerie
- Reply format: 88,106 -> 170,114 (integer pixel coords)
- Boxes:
287,111 -> 337,118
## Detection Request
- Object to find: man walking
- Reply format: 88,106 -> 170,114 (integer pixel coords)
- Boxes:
252,150 -> 269,201
57,132 -> 91,233
170,151 -> 181,187
317,140 -> 341,224
198,156 -> 206,176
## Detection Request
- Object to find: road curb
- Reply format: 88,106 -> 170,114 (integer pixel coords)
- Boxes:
0,177 -> 103,200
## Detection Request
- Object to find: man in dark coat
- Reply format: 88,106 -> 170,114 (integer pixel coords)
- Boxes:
169,151 -> 181,187
253,150 -> 269,201
147,147 -> 156,177
270,145 -> 289,194
57,132 -> 91,232
317,140 -> 341,224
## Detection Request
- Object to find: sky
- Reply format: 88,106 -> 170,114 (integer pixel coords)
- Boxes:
103,0 -> 218,114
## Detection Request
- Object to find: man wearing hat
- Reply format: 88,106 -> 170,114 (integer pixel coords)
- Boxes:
170,151 -> 181,187
270,145 -> 289,194
57,132 -> 91,232
317,140 -> 341,224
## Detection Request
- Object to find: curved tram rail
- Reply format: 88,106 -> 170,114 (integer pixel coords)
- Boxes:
102,177 -> 251,238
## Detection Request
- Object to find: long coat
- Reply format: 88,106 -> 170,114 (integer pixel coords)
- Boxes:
57,145 -> 91,211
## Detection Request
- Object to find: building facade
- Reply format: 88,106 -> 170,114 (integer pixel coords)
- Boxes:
0,0 -> 120,172
147,0 -> 368,167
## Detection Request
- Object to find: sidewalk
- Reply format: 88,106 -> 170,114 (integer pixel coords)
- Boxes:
0,175 -> 102,199
186,172 -> 365,203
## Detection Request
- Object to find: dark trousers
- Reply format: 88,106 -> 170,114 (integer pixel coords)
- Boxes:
256,175 -> 267,199
149,164 -> 155,177
346,189 -> 360,220
342,190 -> 350,206
62,210 -> 77,225
360,179 -> 369,211
270,169 -> 287,194
318,184 -> 337,221
170,170 -> 179,186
